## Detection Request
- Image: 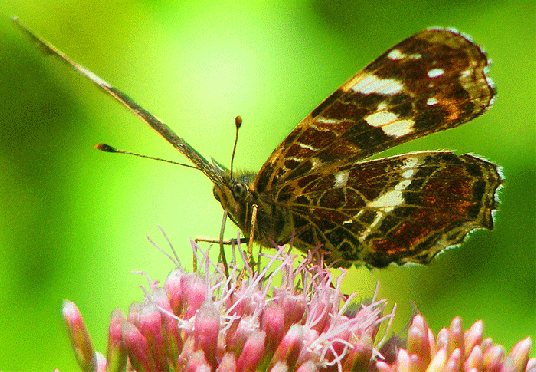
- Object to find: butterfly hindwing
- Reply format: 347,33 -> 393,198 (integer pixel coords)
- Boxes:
277,152 -> 501,267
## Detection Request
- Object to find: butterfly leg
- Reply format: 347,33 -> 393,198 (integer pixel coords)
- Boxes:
193,206 -> 259,276
248,204 -> 258,271
194,236 -> 248,245
193,204 -> 258,274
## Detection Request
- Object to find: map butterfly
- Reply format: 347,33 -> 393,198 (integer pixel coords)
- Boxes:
15,18 -> 502,268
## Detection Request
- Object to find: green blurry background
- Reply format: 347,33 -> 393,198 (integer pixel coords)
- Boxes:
1,0 -> 534,369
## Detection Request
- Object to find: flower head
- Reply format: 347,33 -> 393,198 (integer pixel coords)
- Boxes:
62,242 -> 388,371
60,240 -> 534,372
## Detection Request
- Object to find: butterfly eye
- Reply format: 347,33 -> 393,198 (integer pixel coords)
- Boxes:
213,187 -> 221,202
232,183 -> 248,200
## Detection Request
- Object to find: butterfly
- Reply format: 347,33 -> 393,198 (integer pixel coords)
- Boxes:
15,18 -> 502,268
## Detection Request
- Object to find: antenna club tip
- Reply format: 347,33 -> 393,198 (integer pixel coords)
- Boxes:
235,116 -> 242,129
95,143 -> 117,152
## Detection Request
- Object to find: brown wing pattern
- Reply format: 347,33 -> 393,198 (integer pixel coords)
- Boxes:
255,28 -> 495,197
278,152 -> 501,267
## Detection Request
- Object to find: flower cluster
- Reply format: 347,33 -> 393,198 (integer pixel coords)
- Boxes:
63,243 -> 388,371
375,315 -> 534,372
61,242 -> 534,372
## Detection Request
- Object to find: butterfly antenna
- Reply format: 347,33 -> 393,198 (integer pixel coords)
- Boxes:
229,116 -> 242,179
13,17 -> 225,186
95,143 -> 200,170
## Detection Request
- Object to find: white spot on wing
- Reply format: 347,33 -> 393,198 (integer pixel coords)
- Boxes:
401,157 -> 420,179
352,74 -> 404,95
377,102 -> 388,110
366,167 -> 416,213
387,49 -> 405,60
334,170 -> 349,188
316,117 -> 340,125
402,168 -> 416,179
402,157 -> 419,169
427,97 -> 438,106
298,142 -> 317,150
428,68 -> 444,78
365,111 -> 415,138
387,49 -> 421,60
382,120 -> 415,137
357,156 -> 421,241
368,189 -> 404,214
365,111 -> 399,127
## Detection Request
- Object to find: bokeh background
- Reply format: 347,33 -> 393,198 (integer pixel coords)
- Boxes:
1,0 -> 534,370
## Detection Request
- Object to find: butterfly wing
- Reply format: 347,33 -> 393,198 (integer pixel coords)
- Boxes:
252,28 -> 500,267
255,28 -> 495,196
275,152 -> 501,267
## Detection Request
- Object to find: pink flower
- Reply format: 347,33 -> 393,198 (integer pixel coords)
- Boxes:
375,315 -> 534,372
62,242 -> 387,371
61,241 -> 534,372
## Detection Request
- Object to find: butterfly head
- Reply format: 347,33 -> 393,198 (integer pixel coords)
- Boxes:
212,171 -> 257,234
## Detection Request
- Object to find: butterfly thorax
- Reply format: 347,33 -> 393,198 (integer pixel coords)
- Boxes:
212,171 -> 295,248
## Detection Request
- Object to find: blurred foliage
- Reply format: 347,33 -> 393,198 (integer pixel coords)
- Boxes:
0,0 -> 534,369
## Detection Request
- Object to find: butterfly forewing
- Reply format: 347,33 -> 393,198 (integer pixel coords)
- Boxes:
255,28 -> 495,195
